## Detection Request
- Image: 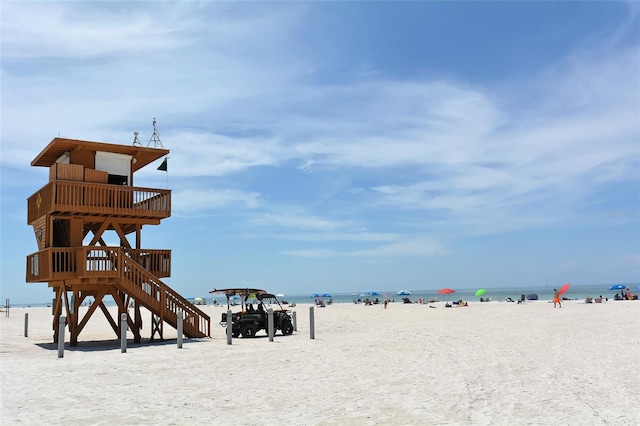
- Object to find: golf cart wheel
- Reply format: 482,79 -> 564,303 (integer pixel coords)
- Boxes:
232,329 -> 240,338
241,323 -> 257,338
281,320 -> 294,336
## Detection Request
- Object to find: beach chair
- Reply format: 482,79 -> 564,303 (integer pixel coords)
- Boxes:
518,294 -> 525,304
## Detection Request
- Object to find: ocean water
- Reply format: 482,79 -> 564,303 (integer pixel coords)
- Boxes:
277,283 -> 639,305
6,283 -> 638,308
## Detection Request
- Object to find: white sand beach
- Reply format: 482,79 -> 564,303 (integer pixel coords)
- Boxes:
1,300 -> 639,425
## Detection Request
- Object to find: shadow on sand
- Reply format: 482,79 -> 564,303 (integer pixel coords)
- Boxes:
35,337 -> 210,352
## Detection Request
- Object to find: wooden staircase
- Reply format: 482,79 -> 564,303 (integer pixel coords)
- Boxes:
116,248 -> 209,338
27,246 -> 210,340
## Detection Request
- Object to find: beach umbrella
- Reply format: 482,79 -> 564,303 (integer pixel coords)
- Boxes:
369,291 -> 380,296
558,283 -> 571,295
526,293 -> 539,300
608,284 -> 626,291
276,293 -> 284,298
474,289 -> 486,297
397,290 -> 411,296
438,288 -> 455,301
311,294 -> 321,298
194,297 -> 203,301
321,293 -> 332,298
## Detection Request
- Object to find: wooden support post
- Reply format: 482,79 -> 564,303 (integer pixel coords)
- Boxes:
70,288 -> 80,346
134,302 -> 142,343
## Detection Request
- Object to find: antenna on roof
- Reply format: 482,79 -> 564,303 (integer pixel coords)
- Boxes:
132,131 -> 142,147
147,118 -> 164,148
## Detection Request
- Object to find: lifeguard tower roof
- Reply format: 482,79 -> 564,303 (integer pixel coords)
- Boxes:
31,137 -> 169,172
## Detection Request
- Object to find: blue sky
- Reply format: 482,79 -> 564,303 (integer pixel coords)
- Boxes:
1,2 -> 639,303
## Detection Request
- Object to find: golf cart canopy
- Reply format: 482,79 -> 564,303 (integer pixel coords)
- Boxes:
257,293 -> 278,300
209,288 -> 266,296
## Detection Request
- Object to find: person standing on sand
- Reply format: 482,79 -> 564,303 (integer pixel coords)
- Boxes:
553,289 -> 561,308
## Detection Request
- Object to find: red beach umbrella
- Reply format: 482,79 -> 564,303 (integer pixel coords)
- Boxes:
438,288 -> 455,294
559,283 -> 571,295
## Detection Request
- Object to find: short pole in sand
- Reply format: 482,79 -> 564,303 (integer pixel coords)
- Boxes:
226,309 -> 232,345
177,312 -> 183,349
309,306 -> 315,340
4,298 -> 9,317
58,316 -> 66,358
24,313 -> 29,337
120,313 -> 127,353
292,311 -> 297,331
267,308 -> 274,342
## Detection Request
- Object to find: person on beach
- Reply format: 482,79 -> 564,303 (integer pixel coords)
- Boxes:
553,289 -> 561,308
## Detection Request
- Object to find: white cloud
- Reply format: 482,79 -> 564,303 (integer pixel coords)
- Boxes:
282,236 -> 445,259
2,2 -> 637,248
247,213 -> 343,231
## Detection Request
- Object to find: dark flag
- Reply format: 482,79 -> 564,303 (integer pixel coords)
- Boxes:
157,157 -> 168,171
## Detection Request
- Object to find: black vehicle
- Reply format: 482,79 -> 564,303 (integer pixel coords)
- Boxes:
210,288 -> 294,338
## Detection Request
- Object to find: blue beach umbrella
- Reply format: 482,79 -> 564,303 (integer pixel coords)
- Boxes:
397,290 -> 411,296
321,293 -> 332,298
608,284 -> 626,291
311,293 -> 321,298
369,291 -> 381,296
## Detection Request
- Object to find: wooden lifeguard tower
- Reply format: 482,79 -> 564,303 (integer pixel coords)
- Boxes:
26,137 -> 210,345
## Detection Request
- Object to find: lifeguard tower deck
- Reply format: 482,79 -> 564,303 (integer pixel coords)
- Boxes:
26,137 -> 210,345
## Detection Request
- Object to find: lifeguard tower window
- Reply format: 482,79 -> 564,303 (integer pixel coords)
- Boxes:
108,174 -> 128,185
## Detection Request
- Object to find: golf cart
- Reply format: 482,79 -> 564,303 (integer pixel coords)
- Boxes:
210,288 -> 294,338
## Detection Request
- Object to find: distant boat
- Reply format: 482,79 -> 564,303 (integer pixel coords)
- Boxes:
526,293 -> 539,300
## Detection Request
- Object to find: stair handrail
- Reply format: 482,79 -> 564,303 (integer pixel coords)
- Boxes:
117,250 -> 210,337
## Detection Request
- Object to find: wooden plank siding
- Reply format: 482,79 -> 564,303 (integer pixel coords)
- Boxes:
28,181 -> 171,224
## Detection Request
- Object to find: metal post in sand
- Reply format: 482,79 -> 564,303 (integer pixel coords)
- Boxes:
120,313 -> 127,353
177,311 -> 183,349
268,308 -> 274,342
292,311 -> 297,331
226,309 -> 232,345
309,306 -> 315,340
57,316 -> 66,358
24,313 -> 29,337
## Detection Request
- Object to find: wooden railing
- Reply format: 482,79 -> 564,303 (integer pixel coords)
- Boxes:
25,246 -> 209,337
26,247 -> 171,282
27,181 -> 171,224
124,248 -> 171,278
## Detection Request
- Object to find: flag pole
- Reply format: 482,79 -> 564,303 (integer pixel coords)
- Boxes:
157,156 -> 169,188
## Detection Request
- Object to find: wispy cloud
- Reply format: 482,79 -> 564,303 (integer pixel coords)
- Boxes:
282,236 -> 445,258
